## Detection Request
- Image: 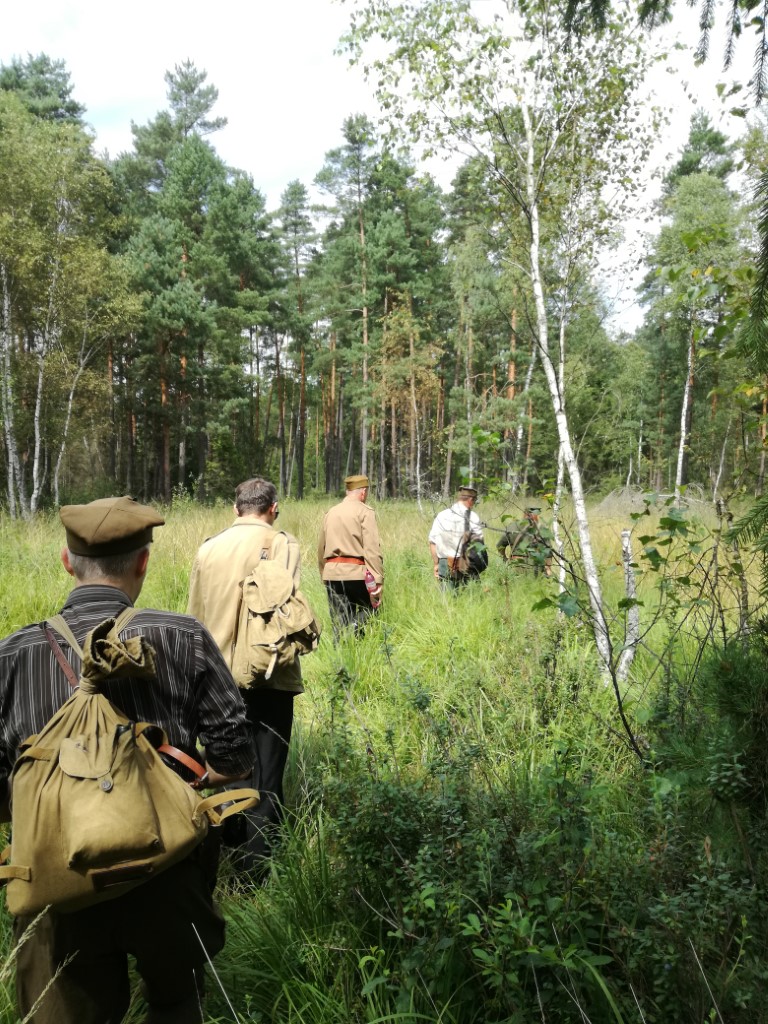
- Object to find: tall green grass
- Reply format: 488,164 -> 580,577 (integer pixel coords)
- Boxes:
1,497 -> 766,1022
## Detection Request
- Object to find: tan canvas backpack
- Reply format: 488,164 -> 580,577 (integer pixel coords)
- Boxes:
0,611 -> 257,915
231,531 -> 321,687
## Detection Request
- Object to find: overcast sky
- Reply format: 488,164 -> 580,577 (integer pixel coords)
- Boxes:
2,0 -> 754,330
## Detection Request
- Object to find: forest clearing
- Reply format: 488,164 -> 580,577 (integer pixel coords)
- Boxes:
3,0 -> 768,1017
1,494 -> 766,1023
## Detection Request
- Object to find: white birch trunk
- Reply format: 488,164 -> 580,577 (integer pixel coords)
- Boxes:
509,343 -> 538,494
552,443 -> 567,594
0,264 -> 21,519
674,322 -> 695,504
28,349 -> 47,517
53,336 -> 92,506
522,100 -> 612,675
616,529 -> 639,684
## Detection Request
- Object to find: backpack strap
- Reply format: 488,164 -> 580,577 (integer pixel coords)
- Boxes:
43,608 -> 139,688
258,529 -> 293,570
42,621 -> 79,689
45,614 -> 83,660
230,530 -> 286,662
197,787 -> 260,826
258,529 -> 276,561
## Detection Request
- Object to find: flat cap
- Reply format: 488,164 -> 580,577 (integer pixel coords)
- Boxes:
458,485 -> 478,498
60,496 -> 165,557
345,474 -> 369,490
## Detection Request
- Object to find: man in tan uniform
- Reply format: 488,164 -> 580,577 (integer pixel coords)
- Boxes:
188,477 -> 302,876
318,474 -> 383,635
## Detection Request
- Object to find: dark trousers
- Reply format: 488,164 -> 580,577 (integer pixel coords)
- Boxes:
14,835 -> 224,1024
224,687 -> 295,874
324,579 -> 375,636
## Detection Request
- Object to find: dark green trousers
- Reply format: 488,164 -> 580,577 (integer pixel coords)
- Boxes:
14,835 -> 224,1024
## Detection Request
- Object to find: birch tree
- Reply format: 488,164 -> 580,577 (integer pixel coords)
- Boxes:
342,0 -> 658,683
0,92 -> 132,515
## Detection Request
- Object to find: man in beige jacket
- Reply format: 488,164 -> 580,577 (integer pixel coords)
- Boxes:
188,477 -> 302,876
318,474 -> 384,635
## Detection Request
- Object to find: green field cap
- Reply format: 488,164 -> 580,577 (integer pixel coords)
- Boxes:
60,496 -> 165,556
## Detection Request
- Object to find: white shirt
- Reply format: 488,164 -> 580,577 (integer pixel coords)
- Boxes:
428,503 -> 484,559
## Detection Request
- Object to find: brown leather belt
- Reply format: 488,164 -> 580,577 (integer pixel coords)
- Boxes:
326,556 -> 365,564
158,743 -> 209,786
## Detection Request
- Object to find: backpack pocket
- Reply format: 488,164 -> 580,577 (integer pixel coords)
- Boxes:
58,724 -> 162,868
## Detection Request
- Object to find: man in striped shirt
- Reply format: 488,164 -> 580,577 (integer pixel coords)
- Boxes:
0,496 -> 254,1024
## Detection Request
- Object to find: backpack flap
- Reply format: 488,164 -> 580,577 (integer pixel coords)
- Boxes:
0,617 -> 209,916
243,562 -> 293,613
56,712 -> 164,870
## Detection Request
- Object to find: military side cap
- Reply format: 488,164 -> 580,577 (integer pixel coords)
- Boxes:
60,496 -> 165,557
458,486 -> 478,498
345,474 -> 369,490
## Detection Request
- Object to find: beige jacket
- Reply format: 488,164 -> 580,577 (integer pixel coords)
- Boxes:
318,498 -> 383,584
188,519 -> 303,692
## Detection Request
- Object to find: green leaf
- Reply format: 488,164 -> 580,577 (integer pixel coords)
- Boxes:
644,546 -> 663,570
557,594 -> 581,617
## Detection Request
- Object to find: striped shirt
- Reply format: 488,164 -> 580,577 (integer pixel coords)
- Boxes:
0,585 -> 254,802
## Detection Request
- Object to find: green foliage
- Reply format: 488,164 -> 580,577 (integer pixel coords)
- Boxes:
1,502 -> 768,1021
0,52 -> 84,123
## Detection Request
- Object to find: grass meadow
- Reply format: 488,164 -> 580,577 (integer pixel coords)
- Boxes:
1,494 -> 766,1023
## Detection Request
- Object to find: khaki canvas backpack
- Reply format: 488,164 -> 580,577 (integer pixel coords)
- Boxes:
231,532 -> 321,688
0,611 -> 257,916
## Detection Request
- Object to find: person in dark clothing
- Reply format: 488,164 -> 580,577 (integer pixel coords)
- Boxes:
0,496 -> 254,1024
497,506 -> 553,577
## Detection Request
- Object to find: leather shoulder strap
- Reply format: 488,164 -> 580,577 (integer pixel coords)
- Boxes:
45,614 -> 83,659
41,618 -> 79,689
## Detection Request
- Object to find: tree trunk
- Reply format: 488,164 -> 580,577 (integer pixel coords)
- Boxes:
297,346 -> 306,499
675,318 -> 696,503
522,99 -> 611,676
509,343 -> 538,493
0,265 -> 21,518
53,340 -> 89,507
616,530 -> 639,683
358,202 -> 369,476
757,393 -> 766,498
29,348 -> 47,516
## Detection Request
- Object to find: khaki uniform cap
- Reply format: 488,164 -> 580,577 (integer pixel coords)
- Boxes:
60,496 -> 165,557
458,486 -> 478,498
345,474 -> 369,490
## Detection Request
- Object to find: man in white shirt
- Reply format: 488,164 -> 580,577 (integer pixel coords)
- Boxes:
428,486 -> 485,590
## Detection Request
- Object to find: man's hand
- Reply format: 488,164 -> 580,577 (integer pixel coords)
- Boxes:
198,762 -> 251,790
